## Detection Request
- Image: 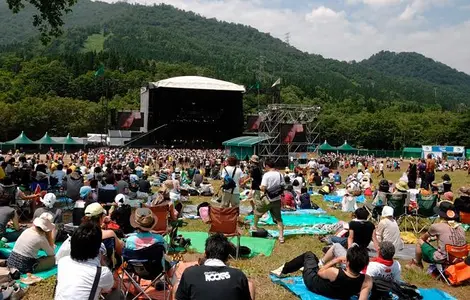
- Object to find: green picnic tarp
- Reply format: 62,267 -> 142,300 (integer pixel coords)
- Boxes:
179,231 -> 275,258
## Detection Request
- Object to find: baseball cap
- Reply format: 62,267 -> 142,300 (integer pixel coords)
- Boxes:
85,203 -> 106,217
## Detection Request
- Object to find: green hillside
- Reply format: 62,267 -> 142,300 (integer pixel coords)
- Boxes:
0,0 -> 470,148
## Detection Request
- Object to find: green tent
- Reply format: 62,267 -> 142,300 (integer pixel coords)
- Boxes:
34,132 -> 60,145
403,147 -> 422,159
318,140 -> 337,152
61,134 -> 82,145
337,141 -> 357,152
4,131 -> 34,146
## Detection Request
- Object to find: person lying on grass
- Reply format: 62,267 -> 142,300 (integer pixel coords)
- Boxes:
271,245 -> 372,300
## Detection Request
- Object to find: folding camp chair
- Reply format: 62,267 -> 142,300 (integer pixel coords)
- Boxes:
387,193 -> 407,221
414,194 -> 438,234
459,212 -> 470,224
98,188 -> 117,204
149,205 -> 171,236
121,243 -> 174,300
208,206 -> 241,259
435,244 -> 470,285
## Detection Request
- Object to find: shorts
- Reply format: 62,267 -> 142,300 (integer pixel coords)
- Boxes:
421,242 -> 437,264
221,192 -> 240,208
254,194 -> 282,224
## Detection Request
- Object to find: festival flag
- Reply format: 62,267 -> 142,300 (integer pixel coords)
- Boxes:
94,65 -> 105,78
271,78 -> 281,88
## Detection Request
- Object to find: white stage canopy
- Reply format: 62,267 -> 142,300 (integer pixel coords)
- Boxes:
148,76 -> 246,92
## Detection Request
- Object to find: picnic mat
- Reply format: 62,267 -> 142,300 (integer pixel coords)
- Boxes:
180,231 -> 275,258
245,213 -> 338,227
0,242 -> 63,288
323,195 -> 365,204
281,209 -> 326,215
271,275 -> 457,300
268,227 -> 329,238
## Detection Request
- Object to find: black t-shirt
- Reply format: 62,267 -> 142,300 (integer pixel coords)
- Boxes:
138,179 -> 151,193
348,220 -> 375,248
176,265 -> 251,300
250,166 -> 262,191
314,175 -> 322,186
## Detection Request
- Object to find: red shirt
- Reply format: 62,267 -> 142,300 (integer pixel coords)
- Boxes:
281,191 -> 296,208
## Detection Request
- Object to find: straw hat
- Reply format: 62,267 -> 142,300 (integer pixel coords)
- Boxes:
396,181 -> 408,192
250,155 -> 259,163
130,208 -> 157,231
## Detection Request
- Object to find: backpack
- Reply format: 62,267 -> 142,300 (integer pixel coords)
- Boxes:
371,278 -> 422,300
222,167 -> 237,191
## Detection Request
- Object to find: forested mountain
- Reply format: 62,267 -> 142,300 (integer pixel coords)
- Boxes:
0,0 -> 470,149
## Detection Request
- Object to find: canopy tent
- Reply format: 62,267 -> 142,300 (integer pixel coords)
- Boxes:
149,76 -> 246,92
223,135 -> 270,159
403,147 -> 422,159
337,141 -> 357,152
61,134 -> 83,145
318,140 -> 337,152
4,131 -> 34,146
34,132 -> 60,145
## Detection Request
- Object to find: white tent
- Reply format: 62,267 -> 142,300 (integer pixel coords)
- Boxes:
148,76 -> 246,92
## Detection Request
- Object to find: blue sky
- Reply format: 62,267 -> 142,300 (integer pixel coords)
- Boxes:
111,0 -> 470,73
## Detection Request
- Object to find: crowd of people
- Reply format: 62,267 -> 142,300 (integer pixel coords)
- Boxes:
0,147 -> 468,299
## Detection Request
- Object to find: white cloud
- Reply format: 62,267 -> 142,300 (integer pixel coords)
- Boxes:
102,0 -> 470,73
305,6 -> 346,23
347,0 -> 402,6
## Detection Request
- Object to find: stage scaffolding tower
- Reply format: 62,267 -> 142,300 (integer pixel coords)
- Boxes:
257,104 -> 321,164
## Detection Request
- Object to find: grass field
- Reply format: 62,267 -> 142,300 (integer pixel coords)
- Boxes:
26,165 -> 470,299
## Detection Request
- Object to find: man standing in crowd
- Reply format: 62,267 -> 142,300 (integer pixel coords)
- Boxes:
248,155 -> 262,215
252,159 -> 285,244
220,156 -> 243,208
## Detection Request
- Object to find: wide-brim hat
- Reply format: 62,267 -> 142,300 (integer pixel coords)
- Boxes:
70,172 -> 81,180
250,155 -> 259,163
396,181 -> 408,192
130,208 -> 157,231
433,201 -> 458,220
33,213 -> 55,232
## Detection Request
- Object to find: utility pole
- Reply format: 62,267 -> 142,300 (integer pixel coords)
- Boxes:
284,32 -> 290,45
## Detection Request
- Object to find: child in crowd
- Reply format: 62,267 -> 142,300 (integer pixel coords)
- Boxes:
298,187 -> 317,209
407,180 -> 419,212
281,186 -> 296,211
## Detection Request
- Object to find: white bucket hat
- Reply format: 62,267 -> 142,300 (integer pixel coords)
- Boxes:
33,213 -> 55,232
381,206 -> 394,218
40,193 -> 57,209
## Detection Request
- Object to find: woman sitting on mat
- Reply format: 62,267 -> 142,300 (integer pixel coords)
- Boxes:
7,213 -> 56,274
271,245 -> 372,300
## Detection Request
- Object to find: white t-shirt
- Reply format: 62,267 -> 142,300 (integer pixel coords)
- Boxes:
379,163 -> 384,171
221,166 -> 243,194
261,170 -> 285,201
366,260 -> 401,282
55,256 -> 114,300
376,218 -> 404,251
293,176 -> 303,194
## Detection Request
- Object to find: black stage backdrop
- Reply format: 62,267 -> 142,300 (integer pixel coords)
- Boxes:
147,88 -> 243,148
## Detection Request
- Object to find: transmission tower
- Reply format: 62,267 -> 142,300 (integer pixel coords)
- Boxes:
284,32 -> 290,45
